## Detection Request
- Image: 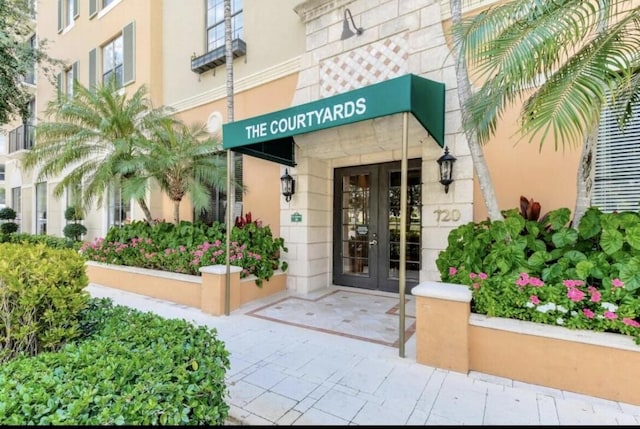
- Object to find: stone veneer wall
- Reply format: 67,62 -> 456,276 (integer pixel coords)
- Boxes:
281,0 -> 475,293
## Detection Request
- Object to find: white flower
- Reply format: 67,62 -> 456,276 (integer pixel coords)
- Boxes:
556,305 -> 568,314
601,302 -> 618,312
570,311 -> 577,316
556,318 -> 564,325
525,302 -> 535,308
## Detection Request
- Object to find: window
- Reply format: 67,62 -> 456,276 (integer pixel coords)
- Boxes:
11,187 -> 21,231
593,99 -> 640,212
207,0 -> 243,53
23,35 -> 36,85
92,22 -> 135,89
0,164 -> 4,181
35,182 -> 47,235
57,0 -> 78,32
108,183 -> 131,228
102,35 -> 123,88
89,0 -> 119,18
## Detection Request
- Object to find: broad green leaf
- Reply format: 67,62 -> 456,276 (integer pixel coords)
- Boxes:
528,251 -> 551,268
505,215 -> 525,237
625,226 -> 640,251
577,209 -> 601,239
546,208 -> 571,230
600,229 -> 624,255
575,260 -> 594,279
619,257 -> 640,291
551,228 -> 578,248
562,250 -> 587,263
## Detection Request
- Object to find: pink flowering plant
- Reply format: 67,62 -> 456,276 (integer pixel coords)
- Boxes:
438,207 -> 640,344
80,214 -> 287,286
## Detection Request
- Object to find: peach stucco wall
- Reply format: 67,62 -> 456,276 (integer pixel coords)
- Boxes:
473,98 -> 582,221
172,74 -> 300,236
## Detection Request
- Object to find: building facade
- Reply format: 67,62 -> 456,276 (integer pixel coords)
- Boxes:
5,0 -> 636,297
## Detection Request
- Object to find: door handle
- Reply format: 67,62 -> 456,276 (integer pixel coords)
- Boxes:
369,239 -> 377,246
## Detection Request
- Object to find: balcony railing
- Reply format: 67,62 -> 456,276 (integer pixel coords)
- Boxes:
8,124 -> 35,153
191,38 -> 247,74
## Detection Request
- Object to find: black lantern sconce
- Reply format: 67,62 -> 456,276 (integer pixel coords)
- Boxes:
437,146 -> 456,194
281,168 -> 295,202
341,8 -> 364,40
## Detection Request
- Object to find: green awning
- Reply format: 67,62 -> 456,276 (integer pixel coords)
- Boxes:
222,74 -> 445,166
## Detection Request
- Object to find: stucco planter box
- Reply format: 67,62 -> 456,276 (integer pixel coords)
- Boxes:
412,281 -> 640,406
86,261 -> 287,315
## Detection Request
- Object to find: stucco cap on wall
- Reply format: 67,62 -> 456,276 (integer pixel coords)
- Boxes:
294,0 -> 354,22
411,281 -> 472,303
199,265 -> 243,275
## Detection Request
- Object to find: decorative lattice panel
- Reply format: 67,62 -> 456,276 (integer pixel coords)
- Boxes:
319,33 -> 409,97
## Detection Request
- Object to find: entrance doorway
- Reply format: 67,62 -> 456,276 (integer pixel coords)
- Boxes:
332,159 -> 422,293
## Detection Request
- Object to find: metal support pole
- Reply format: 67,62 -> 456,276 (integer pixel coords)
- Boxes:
399,112 -> 408,358
225,149 -> 232,316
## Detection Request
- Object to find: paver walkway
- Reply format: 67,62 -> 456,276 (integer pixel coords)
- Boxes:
87,283 -> 640,425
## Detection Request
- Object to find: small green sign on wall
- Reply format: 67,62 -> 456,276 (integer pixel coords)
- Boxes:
291,212 -> 302,223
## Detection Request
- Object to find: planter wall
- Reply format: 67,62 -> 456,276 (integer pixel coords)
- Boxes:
86,261 -> 287,316
412,281 -> 640,406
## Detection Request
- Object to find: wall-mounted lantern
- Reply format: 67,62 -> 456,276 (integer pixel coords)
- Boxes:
281,168 -> 295,202
437,146 -> 456,194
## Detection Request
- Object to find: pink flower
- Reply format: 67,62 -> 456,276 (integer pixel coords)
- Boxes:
469,272 -> 477,279
622,318 -> 640,328
529,277 -> 544,287
472,283 -> 480,290
530,295 -> 540,305
567,288 -> 585,302
611,278 -> 624,288
604,311 -> 618,320
478,272 -> 488,280
563,279 -> 584,288
583,309 -> 595,319
588,286 -> 601,303
449,267 -> 457,276
516,278 -> 528,288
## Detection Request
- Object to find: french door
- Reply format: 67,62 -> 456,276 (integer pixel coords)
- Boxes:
332,160 -> 421,293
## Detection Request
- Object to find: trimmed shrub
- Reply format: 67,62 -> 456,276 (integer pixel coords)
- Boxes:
0,298 -> 230,425
63,222 -> 88,241
0,222 -> 18,234
0,207 -> 17,220
0,232 -> 78,249
0,243 -> 89,362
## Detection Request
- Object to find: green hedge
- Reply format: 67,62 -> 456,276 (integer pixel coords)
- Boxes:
0,243 -> 89,362
0,232 -> 79,249
0,298 -> 231,425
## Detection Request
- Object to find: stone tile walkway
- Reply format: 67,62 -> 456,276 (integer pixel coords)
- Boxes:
86,283 -> 640,425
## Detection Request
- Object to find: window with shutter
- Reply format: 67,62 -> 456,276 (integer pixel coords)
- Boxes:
122,22 -> 135,85
592,100 -> 640,212
89,0 -> 97,18
89,48 -> 97,89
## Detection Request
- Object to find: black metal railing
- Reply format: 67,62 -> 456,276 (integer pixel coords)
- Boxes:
8,124 -> 35,153
191,38 -> 247,74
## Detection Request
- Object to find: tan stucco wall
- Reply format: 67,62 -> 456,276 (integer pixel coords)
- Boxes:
161,0 -> 305,108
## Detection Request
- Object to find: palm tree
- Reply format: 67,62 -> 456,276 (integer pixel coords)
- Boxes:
450,0 -> 503,221
22,79 -> 170,223
453,0 -> 640,226
125,120 -> 229,224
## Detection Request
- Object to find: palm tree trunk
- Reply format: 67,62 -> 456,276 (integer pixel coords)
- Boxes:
573,123 -> 598,228
173,200 -> 181,224
136,197 -> 153,224
450,0 -> 503,221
